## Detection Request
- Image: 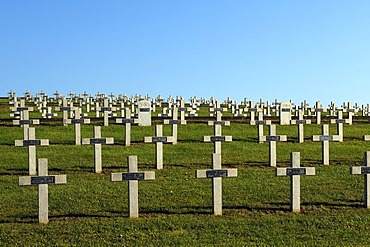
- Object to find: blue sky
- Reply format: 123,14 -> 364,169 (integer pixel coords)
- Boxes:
1,1 -> 370,106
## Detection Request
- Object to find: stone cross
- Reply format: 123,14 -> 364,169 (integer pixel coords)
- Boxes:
279,102 -> 292,125
55,97 -> 73,126
111,156 -> 155,218
291,110 -> 311,143
276,152 -> 315,212
312,124 -> 340,165
209,101 -> 227,117
196,153 -> 237,215
66,107 -> 90,145
19,158 -> 67,224
138,100 -> 152,126
177,99 -> 191,121
343,102 -> 357,125
203,112 -> 232,154
96,98 -> 117,126
13,106 -> 40,139
15,127 -> 49,175
116,108 -> 139,146
246,101 -> 258,122
330,110 -> 350,142
313,101 -> 327,124
144,125 -> 174,169
250,111 -> 271,143
163,106 -> 186,145
82,126 -> 114,173
260,125 -> 287,167
351,151 -> 370,208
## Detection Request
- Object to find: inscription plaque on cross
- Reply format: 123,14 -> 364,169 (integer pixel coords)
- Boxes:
260,125 -> 287,167
111,156 -> 155,218
203,112 -> 232,154
82,126 -> 114,173
196,153 -> 237,215
19,158 -> 67,224
66,107 -> 90,145
291,110 -> 311,143
312,124 -> 340,165
15,127 -> 49,175
144,125 -> 174,169
276,152 -> 315,212
313,101 -> 327,124
209,101 -> 227,117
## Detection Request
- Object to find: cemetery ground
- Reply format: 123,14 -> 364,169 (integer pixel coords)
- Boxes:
1,99 -> 370,245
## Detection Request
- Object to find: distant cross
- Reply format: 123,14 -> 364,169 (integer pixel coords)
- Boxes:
250,111 -> 271,143
116,108 -> 139,146
164,106 -> 186,144
291,110 -> 311,143
82,126 -> 114,173
144,125 -> 174,169
66,107 -> 90,145
330,110 -> 350,142
312,124 -> 340,165
97,98 -> 117,126
260,125 -> 287,167
15,127 -> 49,175
203,112 -> 232,154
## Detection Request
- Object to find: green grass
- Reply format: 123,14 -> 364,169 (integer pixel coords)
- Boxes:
2,98 -> 370,246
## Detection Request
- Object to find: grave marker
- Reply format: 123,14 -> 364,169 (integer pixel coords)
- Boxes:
312,124 -> 340,165
96,98 -> 117,126
19,158 -> 66,224
111,156 -> 155,218
351,151 -> 370,208
330,110 -> 350,142
138,100 -> 152,126
250,111 -> 271,143
144,125 -> 174,169
15,127 -> 49,175
260,125 -> 287,167
291,110 -> 311,143
164,106 -> 186,144
276,152 -> 315,212
313,101 -> 327,124
66,107 -> 90,145
82,126 -> 114,173
55,97 -> 73,126
196,153 -> 237,215
116,108 -> 139,146
203,112 -> 232,154
279,102 -> 292,125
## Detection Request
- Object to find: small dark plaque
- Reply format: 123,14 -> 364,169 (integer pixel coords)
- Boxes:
41,107 -> 48,110
348,109 -> 355,113
266,136 -> 280,141
17,107 -> 29,111
121,119 -> 134,124
296,120 -> 306,124
139,108 -> 150,112
23,140 -> 41,146
60,107 -> 70,111
206,170 -> 228,178
31,176 -> 55,185
123,172 -> 145,180
213,108 -> 223,111
178,107 -> 187,111
101,107 -> 111,111
249,108 -> 257,112
361,167 -> 370,174
90,138 -> 107,144
152,137 -> 167,143
336,119 -> 346,124
319,136 -> 333,141
286,168 -> 306,176
213,121 -> 226,126
281,108 -> 291,112
315,108 -> 324,112
72,119 -> 85,124
19,120 -> 33,125
210,136 -> 226,142
169,120 -> 181,125
256,120 -> 265,125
